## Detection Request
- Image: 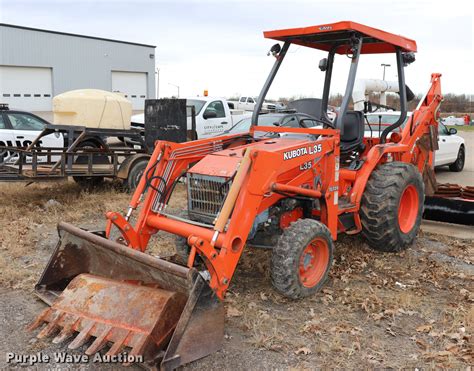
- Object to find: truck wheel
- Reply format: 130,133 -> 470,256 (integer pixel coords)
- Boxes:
72,140 -> 107,188
449,145 -> 465,172
125,159 -> 148,191
360,162 -> 424,252
271,219 -> 333,299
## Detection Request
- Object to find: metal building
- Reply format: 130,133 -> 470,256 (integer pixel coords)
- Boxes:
0,23 -> 156,111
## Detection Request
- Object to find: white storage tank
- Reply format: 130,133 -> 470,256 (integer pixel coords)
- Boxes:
53,89 -> 132,130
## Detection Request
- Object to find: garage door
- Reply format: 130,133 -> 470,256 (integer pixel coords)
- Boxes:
111,71 -> 147,110
0,66 -> 53,111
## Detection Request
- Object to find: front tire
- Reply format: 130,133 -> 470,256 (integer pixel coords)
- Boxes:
360,162 -> 424,252
271,219 -> 333,299
449,145 -> 465,172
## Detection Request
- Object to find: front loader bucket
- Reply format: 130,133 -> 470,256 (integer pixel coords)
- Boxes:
28,222 -> 224,370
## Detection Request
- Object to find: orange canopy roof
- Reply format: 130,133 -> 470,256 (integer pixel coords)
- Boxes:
264,21 -> 417,54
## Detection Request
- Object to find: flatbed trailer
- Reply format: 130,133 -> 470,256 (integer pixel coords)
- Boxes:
0,100 -> 196,189
0,124 -> 150,189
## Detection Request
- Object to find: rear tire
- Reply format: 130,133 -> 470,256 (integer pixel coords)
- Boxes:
360,162 -> 424,252
125,159 -> 148,191
271,219 -> 333,299
449,145 -> 465,172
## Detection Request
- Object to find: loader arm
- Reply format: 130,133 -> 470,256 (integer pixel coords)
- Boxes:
106,133 -> 250,250
109,128 -> 339,298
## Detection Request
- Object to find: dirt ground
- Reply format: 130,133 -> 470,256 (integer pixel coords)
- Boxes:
0,181 -> 472,369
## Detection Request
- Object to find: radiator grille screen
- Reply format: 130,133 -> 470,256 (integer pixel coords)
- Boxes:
187,173 -> 231,224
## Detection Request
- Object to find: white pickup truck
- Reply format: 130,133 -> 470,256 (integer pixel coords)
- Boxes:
228,96 -> 286,112
130,97 -> 250,140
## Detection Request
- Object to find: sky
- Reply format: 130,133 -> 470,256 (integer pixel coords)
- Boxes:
1,0 -> 473,99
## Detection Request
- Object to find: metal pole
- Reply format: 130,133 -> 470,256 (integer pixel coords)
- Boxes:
381,63 -> 391,80
156,68 -> 160,99
251,42 -> 290,127
168,83 -> 180,98
335,37 -> 363,136
380,51 -> 406,144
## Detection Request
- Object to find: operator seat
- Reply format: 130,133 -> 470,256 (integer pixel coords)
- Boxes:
340,110 -> 364,155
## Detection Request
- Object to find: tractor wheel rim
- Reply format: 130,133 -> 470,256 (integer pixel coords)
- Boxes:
398,184 -> 419,234
299,238 -> 329,288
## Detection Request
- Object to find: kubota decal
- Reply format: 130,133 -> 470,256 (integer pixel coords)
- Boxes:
283,144 -> 322,160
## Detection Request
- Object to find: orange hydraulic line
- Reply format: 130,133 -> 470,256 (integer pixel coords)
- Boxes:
146,215 -> 225,247
272,183 -> 322,198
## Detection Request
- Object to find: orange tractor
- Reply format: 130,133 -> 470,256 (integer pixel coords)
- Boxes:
30,21 -> 442,369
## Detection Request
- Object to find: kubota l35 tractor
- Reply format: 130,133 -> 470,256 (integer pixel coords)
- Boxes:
29,21 -> 442,369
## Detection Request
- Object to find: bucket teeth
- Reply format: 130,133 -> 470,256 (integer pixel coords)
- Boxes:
27,308 -> 49,331
37,312 -> 63,339
68,321 -> 95,350
106,331 -> 130,356
52,325 -> 74,344
85,325 -> 112,355
130,334 -> 149,356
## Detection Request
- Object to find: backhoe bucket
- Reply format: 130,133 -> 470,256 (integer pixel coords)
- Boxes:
28,222 -> 224,370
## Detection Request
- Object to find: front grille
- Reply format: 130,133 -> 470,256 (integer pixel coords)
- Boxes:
187,173 -> 231,224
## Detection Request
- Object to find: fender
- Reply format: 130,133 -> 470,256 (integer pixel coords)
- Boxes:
117,153 -> 151,179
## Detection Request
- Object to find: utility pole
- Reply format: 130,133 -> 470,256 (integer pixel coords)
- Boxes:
155,67 -> 160,99
381,63 -> 391,80
168,83 -> 180,98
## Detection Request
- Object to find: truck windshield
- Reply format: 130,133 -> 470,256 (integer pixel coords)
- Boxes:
187,100 -> 206,116
365,114 -> 410,131
228,115 -> 283,133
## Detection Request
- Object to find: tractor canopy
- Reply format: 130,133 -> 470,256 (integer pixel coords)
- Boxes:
264,21 -> 417,54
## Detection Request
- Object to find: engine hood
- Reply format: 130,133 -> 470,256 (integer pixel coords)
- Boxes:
188,137 -> 314,178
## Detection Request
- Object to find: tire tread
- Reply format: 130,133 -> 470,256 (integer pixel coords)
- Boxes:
271,219 -> 333,299
360,162 -> 424,252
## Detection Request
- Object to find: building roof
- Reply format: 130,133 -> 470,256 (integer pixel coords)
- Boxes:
0,23 -> 156,48
264,21 -> 417,54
